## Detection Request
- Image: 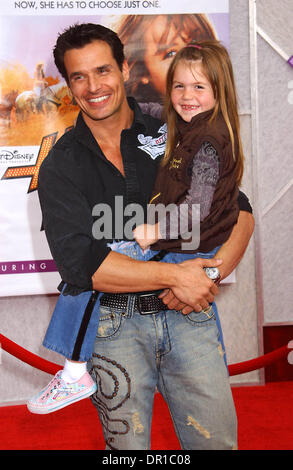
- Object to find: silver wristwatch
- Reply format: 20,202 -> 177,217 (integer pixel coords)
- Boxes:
203,267 -> 221,285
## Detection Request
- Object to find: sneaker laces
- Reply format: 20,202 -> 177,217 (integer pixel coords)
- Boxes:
39,371 -> 65,400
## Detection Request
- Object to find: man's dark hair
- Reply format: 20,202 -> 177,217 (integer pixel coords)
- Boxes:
53,23 -> 125,81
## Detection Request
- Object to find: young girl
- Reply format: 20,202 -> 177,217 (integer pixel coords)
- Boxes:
27,40 -> 243,415
134,40 -> 244,270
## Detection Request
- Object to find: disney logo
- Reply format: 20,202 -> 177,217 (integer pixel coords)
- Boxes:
0,149 -> 34,162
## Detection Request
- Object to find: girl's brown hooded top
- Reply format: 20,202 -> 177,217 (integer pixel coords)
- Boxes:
150,109 -> 240,253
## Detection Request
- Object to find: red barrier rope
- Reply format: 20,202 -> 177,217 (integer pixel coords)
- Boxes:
228,345 -> 291,376
0,333 -> 292,377
0,334 -> 60,376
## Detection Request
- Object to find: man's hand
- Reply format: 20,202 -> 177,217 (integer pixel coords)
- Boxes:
159,289 -> 194,315
165,257 -> 222,312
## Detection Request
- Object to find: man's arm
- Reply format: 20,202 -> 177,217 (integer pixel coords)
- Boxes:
91,250 -> 222,311
38,150 -> 111,291
215,190 -> 254,279
214,210 -> 254,280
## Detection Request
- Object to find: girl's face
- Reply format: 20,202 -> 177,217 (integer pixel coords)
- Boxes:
171,60 -> 216,122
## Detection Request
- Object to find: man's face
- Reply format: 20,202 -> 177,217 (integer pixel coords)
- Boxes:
64,40 -> 129,124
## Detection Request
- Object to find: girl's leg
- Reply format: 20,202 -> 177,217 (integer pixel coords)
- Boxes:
27,361 -> 97,414
61,359 -> 87,382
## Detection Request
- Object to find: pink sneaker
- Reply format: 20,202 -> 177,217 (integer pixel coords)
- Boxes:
27,370 -> 97,414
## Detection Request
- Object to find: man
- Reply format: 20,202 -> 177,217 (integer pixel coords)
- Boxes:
38,23 -> 254,449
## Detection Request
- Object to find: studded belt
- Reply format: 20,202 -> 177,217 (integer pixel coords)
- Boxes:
100,292 -> 168,315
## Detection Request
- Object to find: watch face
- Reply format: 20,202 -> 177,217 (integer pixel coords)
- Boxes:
205,267 -> 220,280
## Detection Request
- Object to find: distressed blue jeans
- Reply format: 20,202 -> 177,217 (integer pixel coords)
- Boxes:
90,243 -> 237,450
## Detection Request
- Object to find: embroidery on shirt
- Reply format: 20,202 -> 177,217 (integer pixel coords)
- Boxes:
137,123 -> 167,160
169,157 -> 182,170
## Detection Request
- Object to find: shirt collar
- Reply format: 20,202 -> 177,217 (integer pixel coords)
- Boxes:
73,96 -> 147,152
127,96 -> 148,132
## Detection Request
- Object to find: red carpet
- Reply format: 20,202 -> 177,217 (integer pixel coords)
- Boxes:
1,382 -> 293,451
233,381 -> 293,450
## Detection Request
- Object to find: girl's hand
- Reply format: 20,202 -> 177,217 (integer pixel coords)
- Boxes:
133,223 -> 161,250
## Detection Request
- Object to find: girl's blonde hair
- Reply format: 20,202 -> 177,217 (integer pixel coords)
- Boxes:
163,40 -> 244,185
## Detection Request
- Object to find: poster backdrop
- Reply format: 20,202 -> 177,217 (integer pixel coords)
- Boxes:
0,0 -> 229,296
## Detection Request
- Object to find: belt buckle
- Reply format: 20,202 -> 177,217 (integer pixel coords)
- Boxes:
136,293 -> 159,315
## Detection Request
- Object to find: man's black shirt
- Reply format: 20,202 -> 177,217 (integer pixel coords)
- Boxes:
38,98 -> 168,294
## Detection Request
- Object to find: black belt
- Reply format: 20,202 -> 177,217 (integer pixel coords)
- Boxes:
100,250 -> 170,315
100,292 -> 168,315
